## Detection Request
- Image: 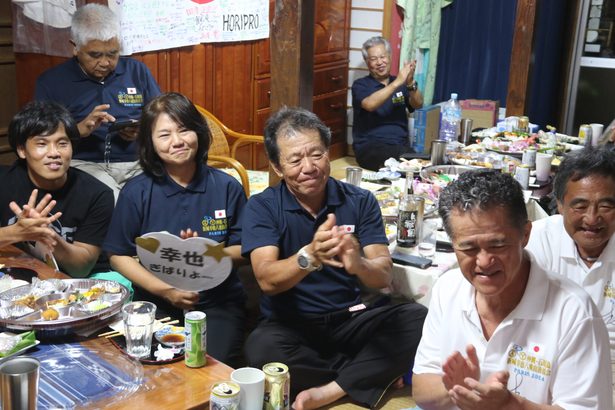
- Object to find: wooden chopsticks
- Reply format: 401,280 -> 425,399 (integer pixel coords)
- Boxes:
98,317 -> 178,338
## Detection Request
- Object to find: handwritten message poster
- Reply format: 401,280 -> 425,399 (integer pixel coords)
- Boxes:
136,231 -> 232,291
110,0 -> 269,54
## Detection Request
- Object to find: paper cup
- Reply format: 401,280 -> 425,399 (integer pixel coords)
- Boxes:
231,367 -> 265,410
590,123 -> 604,147
535,153 -> 552,182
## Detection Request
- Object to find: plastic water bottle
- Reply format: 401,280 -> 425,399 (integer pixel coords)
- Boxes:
439,93 -> 462,142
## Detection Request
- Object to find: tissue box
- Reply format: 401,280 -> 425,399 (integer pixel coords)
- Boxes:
460,99 -> 499,129
413,104 -> 441,153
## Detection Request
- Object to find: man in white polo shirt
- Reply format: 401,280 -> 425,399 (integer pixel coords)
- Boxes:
526,146 -> 615,402
413,170 -> 611,409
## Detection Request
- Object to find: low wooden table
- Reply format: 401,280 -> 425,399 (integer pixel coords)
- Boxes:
81,338 -> 233,409
0,246 -> 234,408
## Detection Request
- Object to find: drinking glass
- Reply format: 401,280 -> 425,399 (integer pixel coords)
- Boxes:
418,219 -> 438,258
122,301 -> 156,358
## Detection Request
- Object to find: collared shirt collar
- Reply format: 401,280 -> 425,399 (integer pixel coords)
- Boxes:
159,163 -> 208,197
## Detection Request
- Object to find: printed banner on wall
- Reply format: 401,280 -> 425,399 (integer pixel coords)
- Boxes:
110,0 -> 269,54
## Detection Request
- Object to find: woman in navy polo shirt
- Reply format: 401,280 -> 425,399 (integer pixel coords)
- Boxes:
103,92 -> 247,367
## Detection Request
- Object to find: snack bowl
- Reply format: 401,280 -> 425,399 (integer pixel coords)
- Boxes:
154,325 -> 187,348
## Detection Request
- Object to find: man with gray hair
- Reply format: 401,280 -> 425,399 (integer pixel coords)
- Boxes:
351,36 -> 423,170
35,3 -> 161,200
413,170 -> 611,409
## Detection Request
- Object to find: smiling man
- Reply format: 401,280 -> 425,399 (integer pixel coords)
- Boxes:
0,101 -> 114,279
34,4 -> 161,200
526,147 -> 615,401
351,36 -> 423,171
413,170 -> 611,409
242,107 -> 427,409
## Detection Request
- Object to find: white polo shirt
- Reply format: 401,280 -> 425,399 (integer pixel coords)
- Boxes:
413,261 -> 612,409
527,214 -> 615,361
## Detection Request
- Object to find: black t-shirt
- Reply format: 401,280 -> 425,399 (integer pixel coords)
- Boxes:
0,163 -> 114,274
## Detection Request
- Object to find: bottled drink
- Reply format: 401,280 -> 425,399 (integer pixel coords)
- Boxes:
439,93 -> 462,142
397,186 -> 425,248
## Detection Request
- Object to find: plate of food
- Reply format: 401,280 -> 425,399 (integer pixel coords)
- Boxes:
419,165 -> 476,187
109,334 -> 184,365
482,133 -> 538,157
154,325 -> 186,348
0,331 -> 40,363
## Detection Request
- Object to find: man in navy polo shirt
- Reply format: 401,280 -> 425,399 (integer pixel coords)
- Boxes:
352,36 -> 423,170
35,4 -> 161,200
242,107 -> 427,410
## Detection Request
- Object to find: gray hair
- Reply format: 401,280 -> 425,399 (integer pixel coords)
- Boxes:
361,36 -> 391,60
553,146 -> 615,202
264,106 -> 331,168
71,4 -> 120,49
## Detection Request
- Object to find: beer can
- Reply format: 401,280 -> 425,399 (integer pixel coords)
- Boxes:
263,362 -> 290,410
514,164 -> 530,189
210,381 -> 240,410
578,124 -> 592,146
185,311 -> 207,368
521,147 -> 536,168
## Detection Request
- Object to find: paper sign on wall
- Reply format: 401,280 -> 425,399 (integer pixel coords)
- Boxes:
136,231 -> 232,292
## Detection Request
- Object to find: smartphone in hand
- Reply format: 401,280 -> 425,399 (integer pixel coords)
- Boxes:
108,119 -> 140,132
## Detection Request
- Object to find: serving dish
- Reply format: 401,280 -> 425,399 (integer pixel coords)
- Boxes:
154,325 -> 186,348
419,165 -> 475,186
0,279 -> 129,338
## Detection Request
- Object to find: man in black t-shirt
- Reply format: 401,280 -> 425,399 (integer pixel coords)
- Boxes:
0,101 -> 114,278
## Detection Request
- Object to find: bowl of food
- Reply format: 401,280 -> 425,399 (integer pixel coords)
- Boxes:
419,165 -> 476,187
154,325 -> 186,348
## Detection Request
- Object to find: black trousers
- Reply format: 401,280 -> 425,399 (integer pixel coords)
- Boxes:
245,302 -> 427,407
354,142 -> 416,171
133,287 -> 247,368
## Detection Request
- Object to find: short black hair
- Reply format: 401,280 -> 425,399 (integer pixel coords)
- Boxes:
264,106 -> 331,167
8,100 -> 80,154
138,92 -> 211,179
553,147 -> 615,202
438,170 -> 528,238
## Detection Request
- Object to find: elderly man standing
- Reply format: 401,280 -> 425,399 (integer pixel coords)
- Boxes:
351,36 -> 423,171
526,146 -> 615,402
413,170 -> 611,409
242,107 -> 427,409
35,3 -> 161,200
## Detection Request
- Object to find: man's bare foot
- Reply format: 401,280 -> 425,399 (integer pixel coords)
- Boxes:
292,381 -> 346,410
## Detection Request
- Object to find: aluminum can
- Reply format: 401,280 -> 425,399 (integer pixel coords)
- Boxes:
185,311 -> 207,368
517,116 -> 529,133
263,362 -> 290,410
514,164 -> 530,189
579,124 -> 592,146
521,147 -> 536,168
210,381 -> 240,410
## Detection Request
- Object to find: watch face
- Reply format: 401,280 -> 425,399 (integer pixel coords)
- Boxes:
298,254 -> 310,269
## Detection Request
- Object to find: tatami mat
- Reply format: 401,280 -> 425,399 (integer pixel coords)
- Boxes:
324,385 -> 416,409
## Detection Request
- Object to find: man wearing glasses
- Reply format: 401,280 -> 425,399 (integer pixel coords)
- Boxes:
35,4 -> 161,201
526,147 -> 615,403
351,36 -> 423,171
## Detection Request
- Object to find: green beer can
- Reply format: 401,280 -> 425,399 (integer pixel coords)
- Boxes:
185,311 -> 206,368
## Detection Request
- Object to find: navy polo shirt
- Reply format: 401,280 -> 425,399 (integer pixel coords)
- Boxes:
35,57 -> 161,162
242,178 -> 388,318
351,75 -> 413,152
103,164 -> 246,305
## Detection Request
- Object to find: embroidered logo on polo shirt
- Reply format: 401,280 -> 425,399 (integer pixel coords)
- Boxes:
201,215 -> 228,237
391,91 -> 404,104
117,90 -> 144,107
341,225 -> 355,233
506,342 -> 551,390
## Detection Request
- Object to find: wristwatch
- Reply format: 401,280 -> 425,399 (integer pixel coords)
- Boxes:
408,80 -> 418,92
297,246 -> 321,272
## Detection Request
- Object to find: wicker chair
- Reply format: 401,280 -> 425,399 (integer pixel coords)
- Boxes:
194,105 -> 264,198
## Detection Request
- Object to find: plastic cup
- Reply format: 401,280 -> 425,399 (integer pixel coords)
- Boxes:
0,357 -> 39,410
122,301 -> 156,358
231,367 -> 265,410
535,153 -> 552,182
345,167 -> 362,186
590,123 -> 603,147
418,219 -> 438,258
